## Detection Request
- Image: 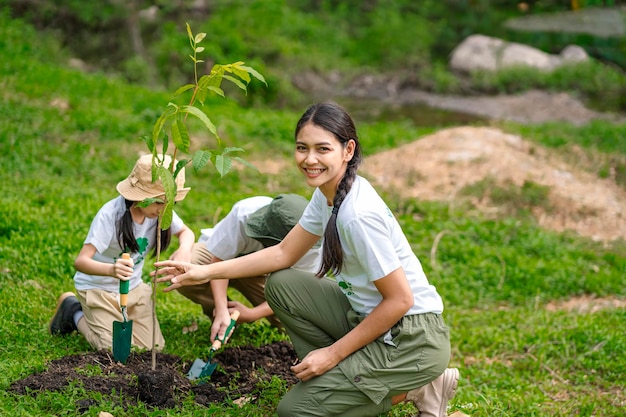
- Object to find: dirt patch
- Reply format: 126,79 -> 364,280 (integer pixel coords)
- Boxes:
363,126 -> 626,243
545,295 -> 626,313
9,341 -> 298,411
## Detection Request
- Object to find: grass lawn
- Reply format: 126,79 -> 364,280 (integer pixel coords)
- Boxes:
1,13 -> 625,417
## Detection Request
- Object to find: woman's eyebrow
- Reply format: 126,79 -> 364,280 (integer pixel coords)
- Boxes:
296,140 -> 333,146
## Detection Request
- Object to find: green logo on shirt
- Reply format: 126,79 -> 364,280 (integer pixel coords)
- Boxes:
137,237 -> 148,254
337,279 -> 354,296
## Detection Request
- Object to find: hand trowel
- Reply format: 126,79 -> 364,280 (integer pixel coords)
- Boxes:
187,310 -> 240,383
112,253 -> 133,363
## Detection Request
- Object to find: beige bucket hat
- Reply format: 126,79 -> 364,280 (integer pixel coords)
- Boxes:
116,154 -> 190,202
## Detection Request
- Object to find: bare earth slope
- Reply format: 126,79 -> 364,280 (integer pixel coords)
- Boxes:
363,126 -> 626,243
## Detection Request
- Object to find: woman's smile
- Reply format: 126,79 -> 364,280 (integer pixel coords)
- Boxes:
302,167 -> 326,177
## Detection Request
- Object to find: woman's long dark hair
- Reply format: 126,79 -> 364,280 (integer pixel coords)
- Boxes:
117,199 -> 172,257
295,102 -> 363,278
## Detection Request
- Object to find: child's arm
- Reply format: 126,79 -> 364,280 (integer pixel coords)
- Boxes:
227,300 -> 273,323
168,224 -> 195,263
74,243 -> 133,279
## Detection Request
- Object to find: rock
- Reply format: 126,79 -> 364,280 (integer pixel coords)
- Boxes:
449,34 -> 588,73
560,45 -> 588,63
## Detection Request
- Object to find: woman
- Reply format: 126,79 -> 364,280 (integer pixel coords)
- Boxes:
155,102 -> 458,417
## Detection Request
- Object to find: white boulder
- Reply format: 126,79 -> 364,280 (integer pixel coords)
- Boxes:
449,34 -> 589,73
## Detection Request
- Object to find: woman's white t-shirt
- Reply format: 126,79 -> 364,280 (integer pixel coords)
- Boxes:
74,195 -> 186,292
299,176 -> 443,316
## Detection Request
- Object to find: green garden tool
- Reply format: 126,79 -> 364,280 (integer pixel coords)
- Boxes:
112,253 -> 133,363
187,310 -> 240,383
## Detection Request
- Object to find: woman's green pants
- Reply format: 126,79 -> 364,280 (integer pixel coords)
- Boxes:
265,269 -> 451,417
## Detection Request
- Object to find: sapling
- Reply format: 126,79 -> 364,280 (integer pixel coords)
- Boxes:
138,23 -> 265,369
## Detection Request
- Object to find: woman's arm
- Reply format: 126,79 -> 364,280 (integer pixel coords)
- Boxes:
291,267 -> 413,381
154,224 -> 320,290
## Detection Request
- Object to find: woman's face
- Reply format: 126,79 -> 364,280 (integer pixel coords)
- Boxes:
295,123 -> 355,201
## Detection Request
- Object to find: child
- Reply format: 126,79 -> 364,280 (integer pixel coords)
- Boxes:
154,102 -> 459,417
180,194 -> 321,342
49,153 -> 195,352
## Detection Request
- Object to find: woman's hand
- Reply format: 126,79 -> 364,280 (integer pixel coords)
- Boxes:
290,347 -> 340,381
152,260 -> 209,292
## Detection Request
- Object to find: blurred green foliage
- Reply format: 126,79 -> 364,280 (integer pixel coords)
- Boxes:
3,0 -> 625,110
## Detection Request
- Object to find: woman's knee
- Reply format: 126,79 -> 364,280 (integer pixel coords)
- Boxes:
276,387 -> 317,417
264,269 -> 293,304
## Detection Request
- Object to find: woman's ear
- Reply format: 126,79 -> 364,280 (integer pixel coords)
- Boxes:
344,139 -> 356,162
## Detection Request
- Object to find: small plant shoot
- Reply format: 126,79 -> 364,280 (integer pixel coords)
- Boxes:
138,23 -> 265,368
142,22 -> 265,230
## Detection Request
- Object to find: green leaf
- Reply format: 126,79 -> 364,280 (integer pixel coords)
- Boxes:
194,33 -> 206,44
230,66 -> 251,84
174,84 -> 195,96
192,150 -> 212,172
222,74 -> 247,92
222,146 -> 244,155
240,65 -> 267,85
179,105 -> 218,140
152,104 -> 177,146
195,46 -> 205,53
214,154 -> 233,178
210,64 -> 225,78
233,156 -> 258,172
174,159 -> 189,179
161,134 -> 169,158
156,165 -> 177,211
198,74 -> 212,89
171,119 -> 190,153
151,154 -> 159,183
136,197 -> 164,208
186,22 -> 193,41
140,134 -> 155,153
160,205 -> 173,231
207,86 -> 225,97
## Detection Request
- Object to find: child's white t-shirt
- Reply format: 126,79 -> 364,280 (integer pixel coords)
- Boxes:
74,196 -> 186,292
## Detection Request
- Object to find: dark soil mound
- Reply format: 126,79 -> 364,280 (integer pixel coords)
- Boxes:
9,341 -> 298,411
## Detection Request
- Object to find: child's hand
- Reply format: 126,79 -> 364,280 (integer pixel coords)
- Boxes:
113,256 -> 134,281
210,309 -> 234,343
227,301 -> 256,323
168,248 -> 191,263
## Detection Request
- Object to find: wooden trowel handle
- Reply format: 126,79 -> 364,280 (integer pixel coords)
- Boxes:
119,253 -> 131,307
211,310 -> 241,351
